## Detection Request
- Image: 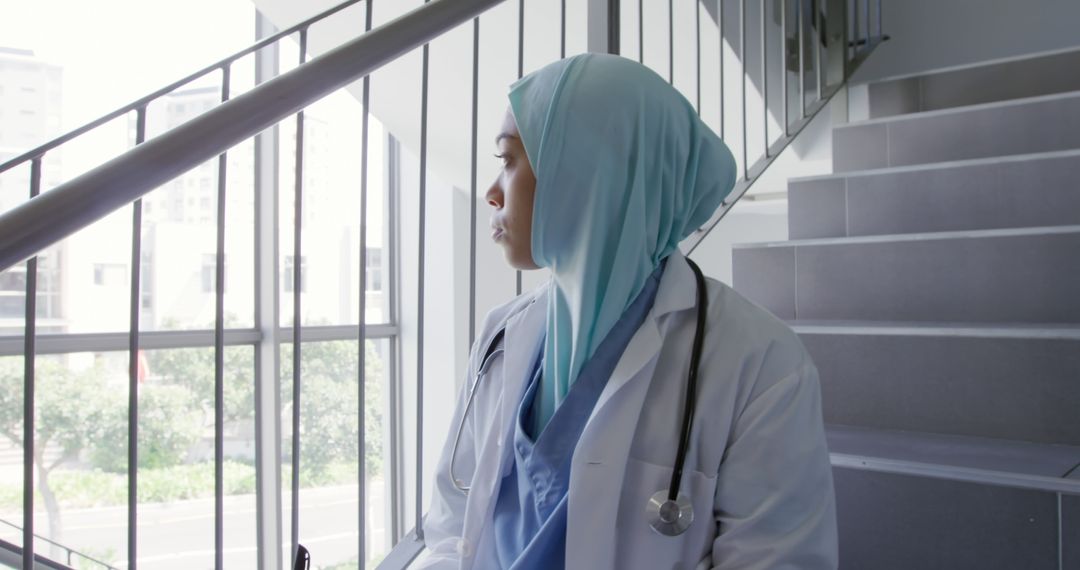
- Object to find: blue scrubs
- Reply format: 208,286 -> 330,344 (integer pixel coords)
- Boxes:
479,260 -> 666,569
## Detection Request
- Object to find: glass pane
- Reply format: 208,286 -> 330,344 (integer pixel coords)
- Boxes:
278,90 -> 391,328
0,356 -> 24,557
13,346 -> 253,569
281,338 -> 392,568
136,346 -> 256,568
30,350 -> 128,567
1,0 -> 257,337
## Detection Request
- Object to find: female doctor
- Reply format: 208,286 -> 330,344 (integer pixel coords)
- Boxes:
420,54 -> 837,569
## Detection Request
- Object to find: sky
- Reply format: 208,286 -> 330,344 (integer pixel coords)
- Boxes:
1,0 -> 255,128
0,0 -> 378,193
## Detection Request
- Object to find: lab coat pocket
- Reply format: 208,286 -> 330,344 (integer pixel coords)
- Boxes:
614,457 -> 718,570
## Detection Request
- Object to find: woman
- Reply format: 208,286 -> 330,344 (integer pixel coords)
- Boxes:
421,54 -> 836,569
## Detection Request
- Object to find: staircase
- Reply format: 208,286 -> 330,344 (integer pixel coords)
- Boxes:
732,48 -> 1080,569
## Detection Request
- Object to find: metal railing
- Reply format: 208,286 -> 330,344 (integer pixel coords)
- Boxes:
0,518 -> 116,570
0,0 -> 886,569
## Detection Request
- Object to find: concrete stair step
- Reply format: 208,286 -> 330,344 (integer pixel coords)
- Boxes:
789,149 -> 1080,239
829,424 -> 1080,569
827,424 -> 1080,491
862,46 -> 1080,119
833,90 -> 1080,172
797,321 -> 1080,445
732,225 -> 1080,323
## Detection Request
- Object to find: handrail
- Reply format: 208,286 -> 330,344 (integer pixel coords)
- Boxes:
0,0 -> 504,272
0,517 -> 115,570
0,0 -> 363,176
0,537 -> 74,570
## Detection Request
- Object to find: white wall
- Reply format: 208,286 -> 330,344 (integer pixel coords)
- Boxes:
852,0 -> 1080,83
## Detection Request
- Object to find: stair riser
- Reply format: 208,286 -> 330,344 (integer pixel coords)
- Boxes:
867,49 -> 1080,119
834,468 -> 1064,570
803,332 -> 1080,444
733,230 -> 1080,323
789,152 -> 1080,239
833,93 -> 1080,172
1066,494 -> 1080,569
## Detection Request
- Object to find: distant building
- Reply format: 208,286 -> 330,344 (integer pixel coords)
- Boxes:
0,47 -> 64,335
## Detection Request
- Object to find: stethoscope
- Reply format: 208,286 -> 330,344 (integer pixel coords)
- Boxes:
449,258 -> 708,538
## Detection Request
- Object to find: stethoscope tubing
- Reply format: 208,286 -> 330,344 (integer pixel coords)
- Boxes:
448,258 -> 708,539
667,258 -> 707,502
450,328 -> 505,494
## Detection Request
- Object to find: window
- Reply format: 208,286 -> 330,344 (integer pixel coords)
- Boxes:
0,268 -> 26,291
283,255 -> 306,293
93,263 -> 126,286
201,254 -> 226,294
365,247 -> 382,292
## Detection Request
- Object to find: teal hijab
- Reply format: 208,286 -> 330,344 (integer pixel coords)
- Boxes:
508,53 -> 737,428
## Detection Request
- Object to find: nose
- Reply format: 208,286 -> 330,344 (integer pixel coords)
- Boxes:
485,177 -> 503,209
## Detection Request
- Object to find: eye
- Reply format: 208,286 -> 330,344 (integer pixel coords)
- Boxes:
493,153 -> 511,167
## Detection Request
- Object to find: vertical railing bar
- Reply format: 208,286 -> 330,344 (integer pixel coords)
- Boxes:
668,0 -> 674,84
128,105 -> 147,570
815,1 -> 823,98
760,0 -> 768,158
876,0 -> 882,39
718,0 -> 724,138
852,0 -> 859,55
781,0 -> 788,135
22,156 -> 41,570
416,4 -> 431,539
214,64 -> 231,570
469,16 -> 480,349
515,0 -> 524,297
606,0 -> 619,55
864,0 -> 870,46
290,27 -> 307,566
740,0 -> 747,179
798,0 -> 805,117
561,0 -> 567,59
638,0 -> 644,63
695,0 -> 702,115
387,135 -> 402,545
358,2 -> 372,563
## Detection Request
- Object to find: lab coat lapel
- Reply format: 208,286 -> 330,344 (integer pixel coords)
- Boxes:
590,251 -> 696,418
459,288 -> 547,563
498,290 -> 548,449
566,252 -> 697,569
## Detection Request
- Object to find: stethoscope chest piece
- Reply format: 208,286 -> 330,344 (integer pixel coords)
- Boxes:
646,490 -> 694,536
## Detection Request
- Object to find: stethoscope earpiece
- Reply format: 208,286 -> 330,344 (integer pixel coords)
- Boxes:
646,490 -> 694,536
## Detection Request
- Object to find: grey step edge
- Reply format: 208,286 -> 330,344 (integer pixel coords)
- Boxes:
798,322 -> 1080,446
732,224 -> 1080,323
833,467 -> 1065,570
788,149 -> 1080,239
827,424 -> 1080,494
862,45 -> 1080,119
832,90 -> 1080,172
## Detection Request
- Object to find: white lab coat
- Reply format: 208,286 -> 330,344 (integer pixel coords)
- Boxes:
419,251 -> 837,569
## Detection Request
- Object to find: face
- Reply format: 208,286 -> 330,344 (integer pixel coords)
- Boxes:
486,108 -> 540,270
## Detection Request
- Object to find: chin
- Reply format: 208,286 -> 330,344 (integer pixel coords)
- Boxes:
503,249 -> 536,271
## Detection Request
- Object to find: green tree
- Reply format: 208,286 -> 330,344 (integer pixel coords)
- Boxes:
280,340 -> 384,478
147,346 -> 254,427
89,383 -> 202,472
0,357 -> 113,544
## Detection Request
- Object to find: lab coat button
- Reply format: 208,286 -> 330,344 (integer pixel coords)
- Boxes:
456,539 -> 472,557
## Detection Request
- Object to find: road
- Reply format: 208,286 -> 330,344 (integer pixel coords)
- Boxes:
1,483 -> 389,569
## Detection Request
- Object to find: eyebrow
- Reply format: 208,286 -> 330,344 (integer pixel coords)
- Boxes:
494,132 -> 519,146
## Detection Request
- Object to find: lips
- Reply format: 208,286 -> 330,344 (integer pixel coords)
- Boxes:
491,227 -> 505,241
